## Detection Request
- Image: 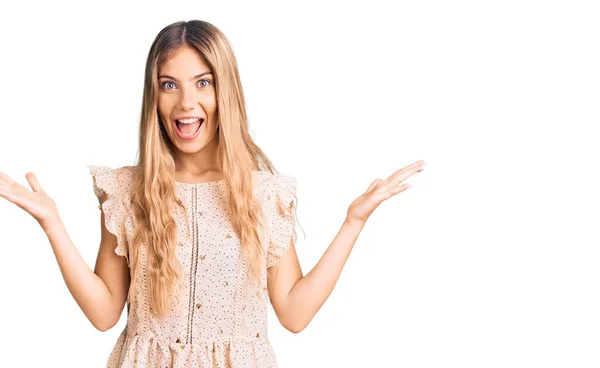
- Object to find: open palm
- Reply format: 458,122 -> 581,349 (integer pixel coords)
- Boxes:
346,160 -> 426,224
0,171 -> 58,226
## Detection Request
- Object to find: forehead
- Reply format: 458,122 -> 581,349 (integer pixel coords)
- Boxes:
159,45 -> 210,75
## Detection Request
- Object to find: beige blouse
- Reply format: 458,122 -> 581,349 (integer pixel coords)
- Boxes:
88,165 -> 297,368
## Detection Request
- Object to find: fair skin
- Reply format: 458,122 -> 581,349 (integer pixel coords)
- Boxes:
0,44 -> 426,334
157,45 -> 222,183
0,176 -> 129,331
267,161 -> 425,333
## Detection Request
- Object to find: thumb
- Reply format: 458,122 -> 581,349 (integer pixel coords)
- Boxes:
26,172 -> 45,193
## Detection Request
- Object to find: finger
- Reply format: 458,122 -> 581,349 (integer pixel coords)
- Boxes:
26,172 -> 44,193
383,160 -> 426,186
0,187 -> 11,201
0,184 -> 32,213
0,171 -> 17,186
389,160 -> 424,180
0,183 -> 18,203
389,183 -> 412,196
395,160 -> 425,176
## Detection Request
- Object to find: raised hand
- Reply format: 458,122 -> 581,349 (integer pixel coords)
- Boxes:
346,160 -> 426,225
0,171 -> 59,228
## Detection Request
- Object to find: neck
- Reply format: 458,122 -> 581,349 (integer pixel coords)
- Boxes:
173,137 -> 222,180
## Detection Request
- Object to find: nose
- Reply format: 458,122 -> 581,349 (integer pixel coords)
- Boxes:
177,85 -> 197,110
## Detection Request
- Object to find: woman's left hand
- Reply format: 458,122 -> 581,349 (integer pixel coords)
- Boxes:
345,160 -> 426,225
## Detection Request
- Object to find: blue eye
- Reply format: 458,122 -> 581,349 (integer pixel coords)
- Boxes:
161,81 -> 176,90
160,79 -> 211,90
198,79 -> 211,88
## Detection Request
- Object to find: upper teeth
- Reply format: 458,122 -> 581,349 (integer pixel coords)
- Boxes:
178,118 -> 200,124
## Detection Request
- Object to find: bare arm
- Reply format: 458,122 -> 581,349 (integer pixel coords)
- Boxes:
42,195 -> 130,332
1,170 -> 131,331
267,160 -> 426,333
267,218 -> 363,333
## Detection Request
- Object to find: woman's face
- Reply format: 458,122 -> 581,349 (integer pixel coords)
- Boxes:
157,45 -> 218,153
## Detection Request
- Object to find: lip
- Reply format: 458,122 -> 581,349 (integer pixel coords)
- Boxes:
173,118 -> 204,141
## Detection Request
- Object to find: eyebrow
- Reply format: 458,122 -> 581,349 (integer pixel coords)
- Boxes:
158,71 -> 213,81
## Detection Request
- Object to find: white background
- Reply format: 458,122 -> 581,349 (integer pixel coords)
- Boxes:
0,1 -> 598,367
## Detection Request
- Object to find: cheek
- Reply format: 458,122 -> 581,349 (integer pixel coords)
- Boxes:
206,96 -> 218,116
157,100 -> 171,125
202,90 -> 217,108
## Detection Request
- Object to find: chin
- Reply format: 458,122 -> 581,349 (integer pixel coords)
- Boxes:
178,142 -> 208,153
172,132 -> 217,154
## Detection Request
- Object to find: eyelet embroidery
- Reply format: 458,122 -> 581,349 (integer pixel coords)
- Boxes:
94,167 -> 296,367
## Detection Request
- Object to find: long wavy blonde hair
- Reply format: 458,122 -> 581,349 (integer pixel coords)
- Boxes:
124,20 -> 297,316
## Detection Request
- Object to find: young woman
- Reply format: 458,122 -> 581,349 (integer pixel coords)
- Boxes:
0,20 -> 426,367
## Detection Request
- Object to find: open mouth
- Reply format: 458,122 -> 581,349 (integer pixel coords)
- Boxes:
174,117 -> 204,136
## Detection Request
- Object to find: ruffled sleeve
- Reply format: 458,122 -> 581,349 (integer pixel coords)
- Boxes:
88,165 -> 135,264
261,172 -> 298,268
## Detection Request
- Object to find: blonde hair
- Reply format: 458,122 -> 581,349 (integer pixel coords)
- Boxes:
125,20 -> 297,316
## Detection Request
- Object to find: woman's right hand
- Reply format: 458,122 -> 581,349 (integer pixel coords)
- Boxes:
0,171 -> 59,228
